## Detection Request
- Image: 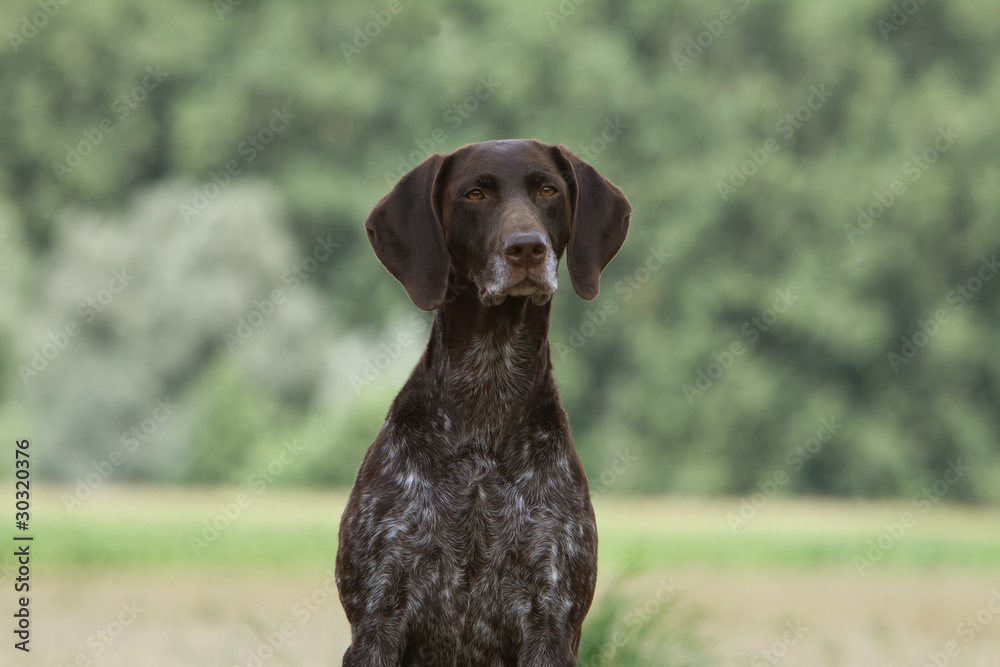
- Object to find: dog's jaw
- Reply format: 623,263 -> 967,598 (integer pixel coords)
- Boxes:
475,251 -> 559,307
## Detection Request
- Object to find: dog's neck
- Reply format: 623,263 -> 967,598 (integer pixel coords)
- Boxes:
422,274 -> 555,428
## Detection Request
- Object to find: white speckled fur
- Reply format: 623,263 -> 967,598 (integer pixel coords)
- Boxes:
338,138 -> 630,666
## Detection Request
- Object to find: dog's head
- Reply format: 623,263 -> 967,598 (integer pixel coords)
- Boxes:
365,139 -> 631,310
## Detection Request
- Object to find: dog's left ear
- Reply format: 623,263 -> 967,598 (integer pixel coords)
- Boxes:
365,154 -> 451,311
550,145 -> 631,300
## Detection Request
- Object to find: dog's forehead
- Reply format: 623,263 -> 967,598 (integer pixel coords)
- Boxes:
448,140 -> 558,180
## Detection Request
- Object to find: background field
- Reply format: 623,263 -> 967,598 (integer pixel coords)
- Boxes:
4,486 -> 999,666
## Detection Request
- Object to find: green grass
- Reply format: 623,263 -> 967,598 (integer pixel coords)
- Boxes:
19,485 -> 1000,574
579,571 -> 716,667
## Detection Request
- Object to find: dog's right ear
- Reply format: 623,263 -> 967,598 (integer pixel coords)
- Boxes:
365,154 -> 451,311
549,145 -> 631,301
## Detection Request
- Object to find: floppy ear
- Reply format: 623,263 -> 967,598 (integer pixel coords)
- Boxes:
551,146 -> 631,300
365,154 -> 451,311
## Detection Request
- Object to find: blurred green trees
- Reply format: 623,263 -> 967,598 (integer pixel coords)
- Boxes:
1,0 -> 998,500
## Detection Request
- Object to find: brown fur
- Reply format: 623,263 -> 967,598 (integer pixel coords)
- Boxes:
336,139 -> 630,666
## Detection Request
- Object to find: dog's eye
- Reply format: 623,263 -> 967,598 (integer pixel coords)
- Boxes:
465,189 -> 485,201
540,185 -> 557,197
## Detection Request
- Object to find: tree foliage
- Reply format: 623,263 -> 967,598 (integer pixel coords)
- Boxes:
1,0 -> 998,499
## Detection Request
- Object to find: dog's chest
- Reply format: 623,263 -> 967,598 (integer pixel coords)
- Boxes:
387,428 -> 588,594
400,435 -> 559,553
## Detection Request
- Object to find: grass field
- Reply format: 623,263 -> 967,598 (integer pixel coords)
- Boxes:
6,485 -> 1000,665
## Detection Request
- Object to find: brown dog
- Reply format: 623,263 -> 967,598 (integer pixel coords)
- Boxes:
336,139 -> 630,666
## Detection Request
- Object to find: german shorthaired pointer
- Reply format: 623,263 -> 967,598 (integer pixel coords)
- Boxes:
336,139 -> 630,666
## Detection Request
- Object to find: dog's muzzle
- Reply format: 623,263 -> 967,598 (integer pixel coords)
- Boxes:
478,230 -> 558,305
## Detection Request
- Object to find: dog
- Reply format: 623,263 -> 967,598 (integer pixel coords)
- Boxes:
336,139 -> 630,666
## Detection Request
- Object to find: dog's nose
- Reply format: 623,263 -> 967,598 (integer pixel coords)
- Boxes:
504,231 -> 548,268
